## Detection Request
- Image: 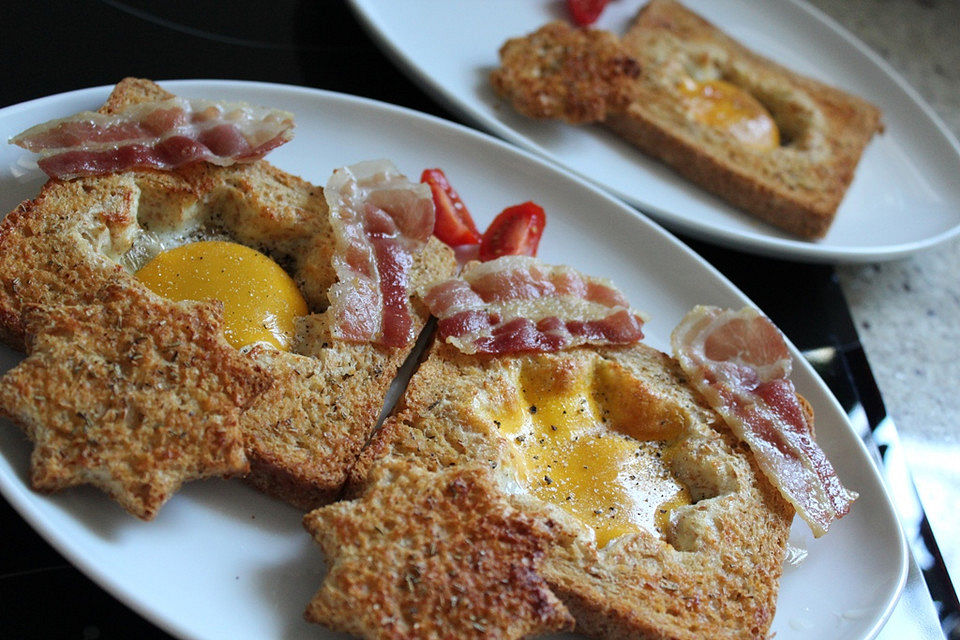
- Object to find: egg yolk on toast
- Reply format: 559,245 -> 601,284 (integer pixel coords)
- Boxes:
492,359 -> 691,547
678,77 -> 780,151
136,240 -> 308,351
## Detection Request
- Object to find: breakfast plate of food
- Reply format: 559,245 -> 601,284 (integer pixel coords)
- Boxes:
349,0 -> 960,263
0,79 -> 906,639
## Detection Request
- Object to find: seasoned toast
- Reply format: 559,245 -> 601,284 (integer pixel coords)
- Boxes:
0,78 -> 457,512
491,1 -> 883,238
343,340 -> 795,638
0,286 -> 268,520
304,462 -> 575,639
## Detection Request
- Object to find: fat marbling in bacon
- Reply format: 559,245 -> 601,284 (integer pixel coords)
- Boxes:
325,160 -> 435,347
671,305 -> 857,537
10,97 -> 294,180
423,255 -> 646,354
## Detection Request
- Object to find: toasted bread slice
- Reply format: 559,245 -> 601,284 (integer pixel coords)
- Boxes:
303,462 -> 575,639
349,341 -> 794,639
0,286 -> 269,520
491,1 -> 883,238
0,78 -> 457,511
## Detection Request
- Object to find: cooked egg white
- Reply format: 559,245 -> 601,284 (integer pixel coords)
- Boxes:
135,240 -> 308,351
492,360 -> 691,547
678,77 -> 780,151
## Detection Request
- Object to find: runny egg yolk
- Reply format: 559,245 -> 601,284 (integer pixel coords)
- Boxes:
135,240 -> 308,351
678,77 -> 780,151
494,364 -> 691,547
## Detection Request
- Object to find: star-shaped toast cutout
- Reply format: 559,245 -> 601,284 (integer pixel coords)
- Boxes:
303,464 -> 574,639
0,285 -> 271,520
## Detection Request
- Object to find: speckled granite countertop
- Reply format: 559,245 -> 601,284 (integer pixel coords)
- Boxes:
809,0 -> 960,587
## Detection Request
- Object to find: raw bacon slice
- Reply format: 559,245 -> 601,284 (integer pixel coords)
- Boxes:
671,305 -> 857,537
423,255 -> 646,354
325,160 -> 435,347
10,97 -> 294,180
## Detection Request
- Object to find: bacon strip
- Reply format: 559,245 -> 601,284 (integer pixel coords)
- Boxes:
671,306 -> 857,537
10,97 -> 294,180
325,160 -> 435,347
423,256 -> 646,354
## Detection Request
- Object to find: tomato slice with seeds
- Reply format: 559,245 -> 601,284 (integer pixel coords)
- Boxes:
567,0 -> 610,26
420,168 -> 482,246
479,201 -> 546,261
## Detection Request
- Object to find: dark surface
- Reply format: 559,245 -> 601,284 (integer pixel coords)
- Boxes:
1,1 -> 956,638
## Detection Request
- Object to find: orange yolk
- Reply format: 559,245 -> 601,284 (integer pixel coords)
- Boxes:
495,366 -> 690,547
678,77 -> 780,151
135,240 -> 308,351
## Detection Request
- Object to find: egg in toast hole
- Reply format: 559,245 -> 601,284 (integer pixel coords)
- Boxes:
344,336 -> 794,638
0,80 -> 458,513
350,344 -> 739,553
0,165 -> 452,511
680,68 -> 824,153
98,173 -> 318,355
661,54 -> 817,153
676,77 -> 781,151
478,351 -> 740,549
104,166 -> 451,509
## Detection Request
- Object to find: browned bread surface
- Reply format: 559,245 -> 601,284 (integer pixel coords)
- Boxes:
0,78 -> 457,511
100,76 -> 174,113
351,341 -> 794,639
490,1 -> 883,238
0,174 -> 138,349
491,21 -> 642,124
303,463 -> 575,639
241,338 -> 395,510
0,286 -> 269,520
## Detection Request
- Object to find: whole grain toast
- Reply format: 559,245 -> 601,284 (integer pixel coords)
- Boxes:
346,341 -> 795,639
0,78 -> 457,512
304,462 -> 575,639
0,286 -> 269,519
490,1 -> 883,239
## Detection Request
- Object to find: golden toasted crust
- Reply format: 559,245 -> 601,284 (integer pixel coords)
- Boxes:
303,463 -> 575,639
0,78 -> 457,511
491,22 -> 641,124
0,173 -> 139,349
490,3 -> 883,239
100,76 -> 173,112
351,342 -> 794,639
0,286 -> 269,520
241,339 -> 397,510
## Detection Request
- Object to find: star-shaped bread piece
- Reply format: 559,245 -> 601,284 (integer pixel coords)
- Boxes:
302,464 -> 574,640
0,285 -> 271,520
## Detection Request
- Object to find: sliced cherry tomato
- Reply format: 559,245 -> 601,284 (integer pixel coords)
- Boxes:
420,168 -> 482,246
479,201 -> 546,261
567,0 -> 610,26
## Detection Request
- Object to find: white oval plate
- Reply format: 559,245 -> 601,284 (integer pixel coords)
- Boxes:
349,0 -> 960,263
0,81 -> 905,639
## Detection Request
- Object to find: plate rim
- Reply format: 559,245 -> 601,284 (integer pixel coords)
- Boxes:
0,79 -> 908,639
346,0 -> 960,264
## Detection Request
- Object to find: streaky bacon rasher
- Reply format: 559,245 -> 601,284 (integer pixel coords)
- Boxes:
671,305 -> 857,537
423,255 -> 646,355
325,160 -> 435,347
10,97 -> 294,180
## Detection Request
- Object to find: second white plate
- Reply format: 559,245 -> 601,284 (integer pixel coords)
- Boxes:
350,0 -> 960,263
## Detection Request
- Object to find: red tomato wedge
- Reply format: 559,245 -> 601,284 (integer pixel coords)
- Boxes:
479,201 -> 546,261
567,0 -> 610,25
420,168 -> 482,246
